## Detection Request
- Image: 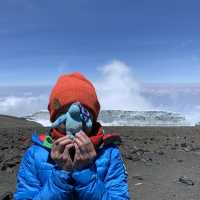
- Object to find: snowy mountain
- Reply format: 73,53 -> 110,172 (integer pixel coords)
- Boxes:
98,110 -> 190,126
25,110 -> 190,127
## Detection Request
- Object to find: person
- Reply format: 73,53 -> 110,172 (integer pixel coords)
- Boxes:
14,72 -> 130,200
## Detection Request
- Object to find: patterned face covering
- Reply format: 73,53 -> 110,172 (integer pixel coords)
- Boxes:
51,102 -> 93,139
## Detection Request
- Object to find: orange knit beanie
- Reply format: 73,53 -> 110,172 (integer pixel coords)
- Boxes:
48,72 -> 100,122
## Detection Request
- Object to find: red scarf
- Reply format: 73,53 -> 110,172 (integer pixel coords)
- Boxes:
50,122 -> 121,149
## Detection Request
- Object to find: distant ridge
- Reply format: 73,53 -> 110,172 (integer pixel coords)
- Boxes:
0,115 -> 42,128
98,110 -> 190,126
25,110 -> 190,127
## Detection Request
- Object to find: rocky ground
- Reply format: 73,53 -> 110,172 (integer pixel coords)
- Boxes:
1,116 -> 200,199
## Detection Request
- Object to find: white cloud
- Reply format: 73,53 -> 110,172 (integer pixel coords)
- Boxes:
94,60 -> 152,111
0,95 -> 48,117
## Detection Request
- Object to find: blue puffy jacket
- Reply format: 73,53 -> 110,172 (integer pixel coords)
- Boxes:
14,133 -> 130,200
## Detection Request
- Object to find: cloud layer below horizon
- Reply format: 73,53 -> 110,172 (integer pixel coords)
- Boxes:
95,60 -> 153,110
0,60 -> 199,124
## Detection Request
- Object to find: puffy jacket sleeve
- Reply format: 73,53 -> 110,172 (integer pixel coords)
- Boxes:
14,146 -> 74,200
72,146 -> 130,200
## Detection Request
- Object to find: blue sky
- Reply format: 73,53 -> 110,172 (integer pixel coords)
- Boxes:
0,0 -> 200,86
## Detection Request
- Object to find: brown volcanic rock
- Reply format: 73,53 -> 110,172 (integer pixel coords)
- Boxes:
105,126 -> 200,200
0,115 -> 42,128
1,120 -> 200,199
0,115 -> 46,199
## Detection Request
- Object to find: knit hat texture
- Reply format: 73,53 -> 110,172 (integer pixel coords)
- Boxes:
48,72 -> 100,122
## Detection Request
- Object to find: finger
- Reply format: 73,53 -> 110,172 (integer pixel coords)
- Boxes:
76,131 -> 88,143
75,142 -> 87,163
74,142 -> 81,160
55,138 -> 73,153
75,138 -> 93,157
62,144 -> 74,159
51,149 -> 61,161
76,132 -> 93,152
62,146 -> 74,166
74,137 -> 82,146
59,138 -> 73,147
79,132 -> 93,149
64,143 -> 75,151
75,137 -> 89,155
75,133 -> 91,147
81,134 -> 92,147
54,135 -> 71,145
79,131 -> 90,141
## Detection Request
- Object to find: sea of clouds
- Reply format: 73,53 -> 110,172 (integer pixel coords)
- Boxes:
0,60 -> 200,125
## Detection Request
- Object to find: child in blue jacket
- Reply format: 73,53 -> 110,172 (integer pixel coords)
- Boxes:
14,72 -> 130,200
